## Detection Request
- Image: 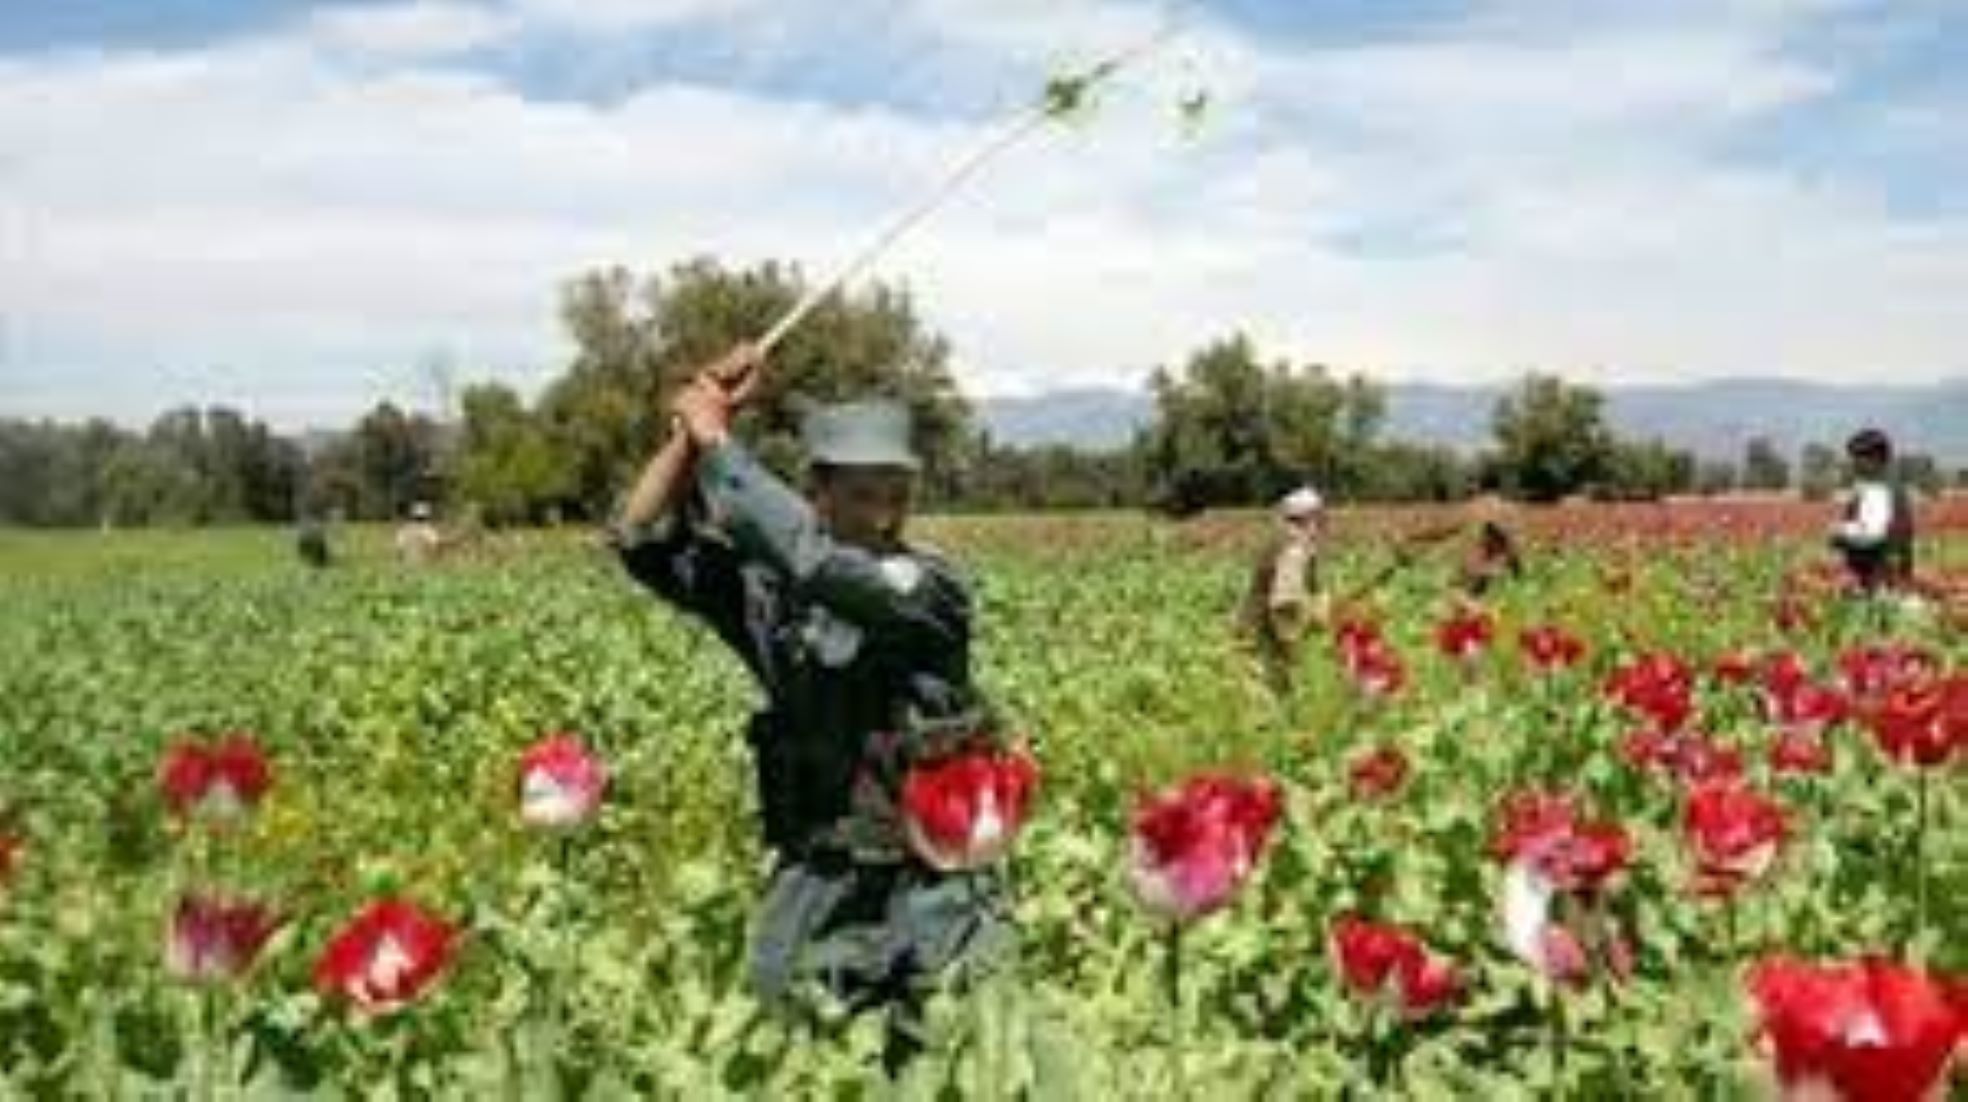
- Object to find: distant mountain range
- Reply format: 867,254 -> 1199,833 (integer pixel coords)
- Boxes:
980,378 -> 1968,464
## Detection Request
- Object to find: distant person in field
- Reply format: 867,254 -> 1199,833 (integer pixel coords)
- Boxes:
295,515 -> 332,569
1239,485 -> 1329,693
613,344 -> 1009,1071
1457,495 -> 1524,599
1828,428 -> 1916,594
394,502 -> 442,564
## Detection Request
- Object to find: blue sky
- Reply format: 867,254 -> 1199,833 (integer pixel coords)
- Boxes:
3,0 -> 1965,429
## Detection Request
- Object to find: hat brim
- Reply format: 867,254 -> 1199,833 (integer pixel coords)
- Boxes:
809,447 -> 920,471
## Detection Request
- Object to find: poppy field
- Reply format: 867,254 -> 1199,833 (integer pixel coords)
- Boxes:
0,507 -> 1964,1097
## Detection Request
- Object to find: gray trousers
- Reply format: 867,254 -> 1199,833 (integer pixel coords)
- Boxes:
749,852 -> 1014,1012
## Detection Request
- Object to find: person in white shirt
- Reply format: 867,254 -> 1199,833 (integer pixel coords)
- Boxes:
1827,428 -> 1915,593
1239,486 -> 1330,693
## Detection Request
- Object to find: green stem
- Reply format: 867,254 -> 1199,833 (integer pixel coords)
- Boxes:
1912,768 -> 1928,957
553,835 -> 577,1100
1162,921 -> 1183,1015
1551,990 -> 1569,1091
1163,922 -> 1185,1097
1366,1007 -> 1395,1087
391,1018 -> 416,1098
198,985 -> 220,1102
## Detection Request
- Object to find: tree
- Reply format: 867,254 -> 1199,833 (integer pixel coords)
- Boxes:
1741,437 -> 1791,493
1896,452 -> 1944,496
1798,442 -> 1840,501
312,402 -> 444,520
1137,333 -> 1383,513
1604,438 -> 1696,501
540,258 -> 971,518
955,437 -> 1140,511
455,383 -> 576,525
1356,443 -> 1473,502
1694,459 -> 1739,496
1489,374 -> 1615,502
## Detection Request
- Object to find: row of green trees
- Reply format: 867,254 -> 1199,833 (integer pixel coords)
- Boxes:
2,259 -> 1958,527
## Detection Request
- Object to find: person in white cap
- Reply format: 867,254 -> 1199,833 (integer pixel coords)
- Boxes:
393,501 -> 442,564
1238,484 -> 1330,693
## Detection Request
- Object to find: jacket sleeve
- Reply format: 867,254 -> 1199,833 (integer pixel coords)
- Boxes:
613,501 -> 752,656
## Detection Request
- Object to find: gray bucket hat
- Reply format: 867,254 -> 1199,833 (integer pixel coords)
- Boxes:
803,400 -> 920,471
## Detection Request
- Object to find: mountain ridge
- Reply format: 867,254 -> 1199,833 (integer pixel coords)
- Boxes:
979,378 -> 1968,463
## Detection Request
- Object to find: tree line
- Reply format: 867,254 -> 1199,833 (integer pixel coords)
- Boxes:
3,258 -> 1960,527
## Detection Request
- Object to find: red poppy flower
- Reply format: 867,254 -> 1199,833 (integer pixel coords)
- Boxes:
1519,626 -> 1587,672
516,734 -> 608,829
1329,915 -> 1463,1019
1337,621 -> 1406,698
165,893 -> 281,985
1760,650 -> 1812,702
1676,735 -> 1747,785
1684,782 -> 1789,897
314,899 -> 458,1012
1868,679 -> 1962,770
1606,654 -> 1696,734
900,746 -> 1039,872
1769,681 -> 1850,737
1770,729 -> 1833,776
1435,608 -> 1493,663
158,733 -> 273,822
1838,644 -> 1939,706
1747,956 -> 1963,1102
1622,730 -> 1745,787
1129,773 -> 1283,923
1491,791 -> 1631,895
1348,745 -> 1410,802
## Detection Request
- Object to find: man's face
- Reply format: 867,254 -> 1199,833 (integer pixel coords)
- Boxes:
1285,510 -> 1325,541
813,466 -> 915,550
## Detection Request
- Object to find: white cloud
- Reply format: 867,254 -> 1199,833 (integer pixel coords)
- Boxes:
1,0 -> 1963,429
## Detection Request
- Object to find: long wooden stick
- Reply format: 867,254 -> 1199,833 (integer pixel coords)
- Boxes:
755,23 -> 1180,355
